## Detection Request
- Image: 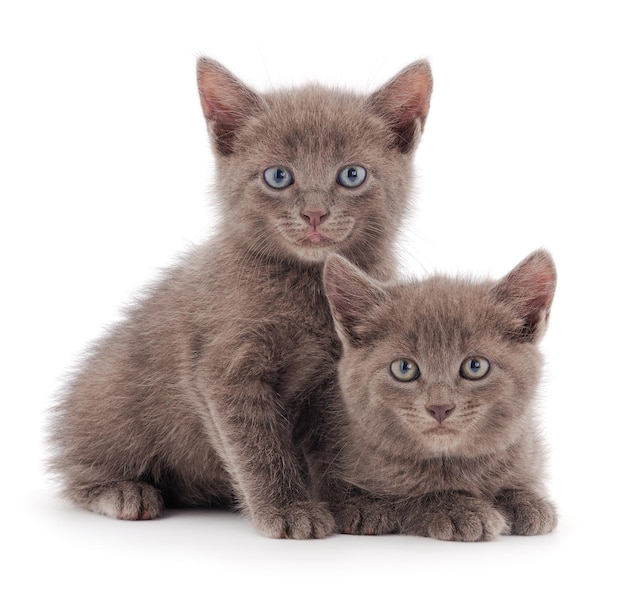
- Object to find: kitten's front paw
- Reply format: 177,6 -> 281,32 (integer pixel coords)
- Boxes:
494,489 -> 557,535
403,492 -> 508,542
251,501 -> 335,539
333,495 -> 398,535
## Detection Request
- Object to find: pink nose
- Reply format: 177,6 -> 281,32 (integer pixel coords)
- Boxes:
426,404 -> 455,424
302,209 -> 328,228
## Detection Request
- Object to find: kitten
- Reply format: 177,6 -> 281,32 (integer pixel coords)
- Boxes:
322,250 -> 558,541
48,58 -> 433,538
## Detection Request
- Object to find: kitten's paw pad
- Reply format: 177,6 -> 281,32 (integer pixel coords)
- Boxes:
333,498 -> 397,535
82,481 -> 164,521
495,490 -> 557,536
252,502 -> 335,539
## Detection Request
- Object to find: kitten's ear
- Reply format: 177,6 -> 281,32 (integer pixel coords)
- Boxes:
367,60 -> 433,153
323,255 -> 388,347
489,250 -> 557,342
197,58 -> 266,155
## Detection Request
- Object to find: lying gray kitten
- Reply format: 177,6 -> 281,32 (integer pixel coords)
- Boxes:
322,250 -> 558,541
48,57 -> 433,538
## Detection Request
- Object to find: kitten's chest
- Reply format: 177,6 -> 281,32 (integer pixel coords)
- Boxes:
276,295 -> 340,398
346,446 -> 507,497
232,261 -> 340,397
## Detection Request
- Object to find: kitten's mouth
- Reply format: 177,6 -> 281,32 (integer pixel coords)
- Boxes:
424,423 -> 456,435
298,231 -> 334,246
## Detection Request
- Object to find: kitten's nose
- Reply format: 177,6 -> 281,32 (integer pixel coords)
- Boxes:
426,404 -> 455,424
301,209 -> 328,229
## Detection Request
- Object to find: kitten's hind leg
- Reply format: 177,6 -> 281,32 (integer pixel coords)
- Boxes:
69,481 -> 165,521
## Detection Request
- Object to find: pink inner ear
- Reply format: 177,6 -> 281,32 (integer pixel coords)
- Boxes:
528,267 -> 557,312
368,61 -> 433,152
323,256 -> 389,346
491,250 -> 557,340
389,68 -> 432,127
198,70 -> 242,125
196,59 -> 264,154
199,91 -> 240,130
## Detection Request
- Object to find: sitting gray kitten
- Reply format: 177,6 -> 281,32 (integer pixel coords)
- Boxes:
322,250 -> 558,541
48,58 -> 433,538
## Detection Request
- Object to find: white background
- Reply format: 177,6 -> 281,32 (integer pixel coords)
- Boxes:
2,1 -> 624,596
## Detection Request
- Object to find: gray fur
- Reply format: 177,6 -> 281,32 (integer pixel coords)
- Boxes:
47,58 -> 433,538
322,250 -> 558,541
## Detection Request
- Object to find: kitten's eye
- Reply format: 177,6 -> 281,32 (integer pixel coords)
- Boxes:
263,167 -> 294,189
337,165 -> 367,188
460,356 -> 491,380
390,358 -> 420,382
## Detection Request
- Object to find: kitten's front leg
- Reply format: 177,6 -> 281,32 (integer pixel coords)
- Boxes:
296,382 -> 398,536
494,489 -> 557,535
206,377 -> 335,539
399,491 -> 509,541
331,487 -> 399,535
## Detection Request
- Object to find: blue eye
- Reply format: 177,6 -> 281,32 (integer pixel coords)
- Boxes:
337,165 -> 367,188
460,356 -> 490,380
263,166 -> 294,189
390,358 -> 420,382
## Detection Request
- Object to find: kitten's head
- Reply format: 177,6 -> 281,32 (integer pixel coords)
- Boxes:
197,58 -> 432,266
323,251 -> 556,459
